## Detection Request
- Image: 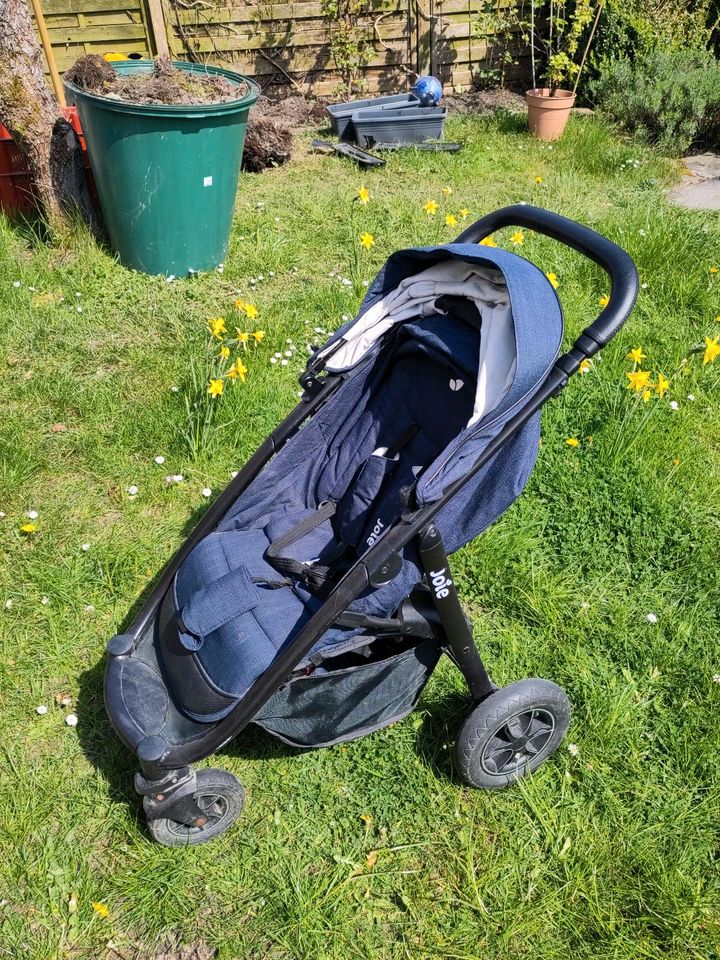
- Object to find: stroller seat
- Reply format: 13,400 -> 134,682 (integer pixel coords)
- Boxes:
161,306 -> 497,720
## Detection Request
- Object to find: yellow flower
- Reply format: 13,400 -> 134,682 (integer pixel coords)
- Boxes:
219,345 -> 230,360
20,522 -> 37,534
208,317 -> 226,339
642,389 -> 653,403
710,267 -> 718,274
442,186 -> 453,196
545,272 -> 559,289
91,902 -> 109,919
579,359 -> 591,374
535,176 -> 544,183
598,295 -> 610,307
357,186 -> 370,204
715,315 -> 720,323
459,208 -> 470,220
480,235 -> 498,247
359,232 -> 375,250
251,330 -> 265,343
626,369 -> 652,392
510,231 -> 525,246
235,330 -> 250,348
226,359 -> 248,383
423,200 -> 439,216
627,347 -> 646,365
703,336 -> 720,364
243,303 -> 258,320
234,298 -> 246,310
655,372 -> 670,398
445,214 -> 458,227
566,438 -> 580,447
208,378 -> 224,398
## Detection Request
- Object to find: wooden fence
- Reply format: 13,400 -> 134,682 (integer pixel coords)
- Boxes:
37,0 -> 531,95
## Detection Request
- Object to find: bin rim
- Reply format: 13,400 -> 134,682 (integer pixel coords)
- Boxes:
64,59 -> 260,119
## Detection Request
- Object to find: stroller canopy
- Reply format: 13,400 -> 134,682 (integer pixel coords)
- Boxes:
165,244 -> 564,717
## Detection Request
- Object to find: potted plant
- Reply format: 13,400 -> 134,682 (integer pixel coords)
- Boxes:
526,0 -> 603,140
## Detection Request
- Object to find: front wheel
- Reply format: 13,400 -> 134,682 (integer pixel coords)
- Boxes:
455,678 -> 571,789
147,769 -> 245,846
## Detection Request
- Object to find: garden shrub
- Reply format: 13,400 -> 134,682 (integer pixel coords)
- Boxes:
591,50 -> 720,155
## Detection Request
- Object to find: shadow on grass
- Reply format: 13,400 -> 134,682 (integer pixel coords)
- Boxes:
414,690 -> 471,783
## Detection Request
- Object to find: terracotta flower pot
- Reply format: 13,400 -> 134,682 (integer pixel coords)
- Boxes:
526,88 -> 576,141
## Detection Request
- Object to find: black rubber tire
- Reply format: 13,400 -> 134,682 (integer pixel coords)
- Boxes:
147,769 -> 245,847
455,678 -> 571,789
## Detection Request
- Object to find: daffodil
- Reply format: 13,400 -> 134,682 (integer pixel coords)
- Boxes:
703,335 -> 720,364
599,294 -> 610,307
535,176 -> 544,183
243,303 -> 258,320
235,330 -> 250,349
359,232 -> 375,250
459,208 -> 470,220
91,902 -> 109,919
20,522 -> 37,533
579,359 -> 591,374
626,369 -> 652,392
423,200 -> 439,216
208,317 -> 227,339
251,330 -> 265,343
208,378 -> 224,398
442,186 -> 453,196
219,345 -> 230,360
655,372 -> 670,398
445,214 -> 458,227
357,186 -> 370,204
234,298 -> 246,310
642,389 -> 653,402
627,347 -> 646,365
510,231 -> 525,246
710,267 -> 718,274
480,235 -> 497,247
545,272 -> 559,289
566,438 -> 580,447
226,359 -> 248,383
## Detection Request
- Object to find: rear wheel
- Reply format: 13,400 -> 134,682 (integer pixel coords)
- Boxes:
456,678 -> 571,789
147,769 -> 244,846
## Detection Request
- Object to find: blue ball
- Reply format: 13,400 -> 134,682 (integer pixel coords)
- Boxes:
412,75 -> 442,107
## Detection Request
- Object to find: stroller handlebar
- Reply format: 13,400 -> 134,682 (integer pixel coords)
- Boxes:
454,204 -> 639,360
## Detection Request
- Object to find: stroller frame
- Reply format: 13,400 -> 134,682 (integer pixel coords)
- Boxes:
105,205 -> 638,841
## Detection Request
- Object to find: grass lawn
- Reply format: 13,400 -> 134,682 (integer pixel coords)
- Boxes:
1,111 -> 719,959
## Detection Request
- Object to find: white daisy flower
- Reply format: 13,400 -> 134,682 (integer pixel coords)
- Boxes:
687,394 -> 695,401
84,604 -> 95,613
669,400 -> 679,410
567,743 -> 579,757
65,714 -> 78,727
41,596 -> 50,605
284,351 -> 292,357
646,612 -> 658,624
127,485 -> 139,496
281,359 -> 289,366
201,488 -> 212,498
270,357 -> 278,364
76,306 -> 83,313
154,455 -> 165,465
171,386 -> 179,393
36,704 -> 48,715
0,512 -> 5,519
27,509 -> 38,520
4,599 -> 12,610
12,280 -> 20,288
59,695 -> 72,707
713,673 -> 720,684
230,471 -> 238,478
80,543 -> 90,552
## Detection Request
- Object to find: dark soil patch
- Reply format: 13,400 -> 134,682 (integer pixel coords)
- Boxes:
443,88 -> 527,116
241,93 -> 329,171
65,55 -> 246,106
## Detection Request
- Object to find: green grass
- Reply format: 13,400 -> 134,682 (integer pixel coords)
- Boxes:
1,112 -> 720,959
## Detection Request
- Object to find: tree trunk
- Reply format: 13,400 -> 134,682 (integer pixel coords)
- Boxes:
0,0 -> 98,233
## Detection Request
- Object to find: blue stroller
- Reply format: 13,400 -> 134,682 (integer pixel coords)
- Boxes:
104,206 -> 638,845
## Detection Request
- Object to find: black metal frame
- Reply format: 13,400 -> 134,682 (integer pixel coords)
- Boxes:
105,204 -> 638,785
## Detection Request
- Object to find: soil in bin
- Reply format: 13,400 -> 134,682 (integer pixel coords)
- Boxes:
64,55 -> 248,105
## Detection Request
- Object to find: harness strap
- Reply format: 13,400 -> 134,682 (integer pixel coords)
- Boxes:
264,500 -> 339,592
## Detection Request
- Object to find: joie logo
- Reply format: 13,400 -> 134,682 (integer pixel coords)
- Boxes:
366,518 -> 384,547
430,567 -> 453,599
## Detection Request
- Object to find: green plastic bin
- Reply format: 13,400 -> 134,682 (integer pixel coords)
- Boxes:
64,61 -> 259,276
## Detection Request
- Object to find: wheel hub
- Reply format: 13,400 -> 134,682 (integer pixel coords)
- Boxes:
480,707 -> 555,776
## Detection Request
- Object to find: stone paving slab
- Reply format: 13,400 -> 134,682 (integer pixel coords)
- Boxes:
667,152 -> 720,210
